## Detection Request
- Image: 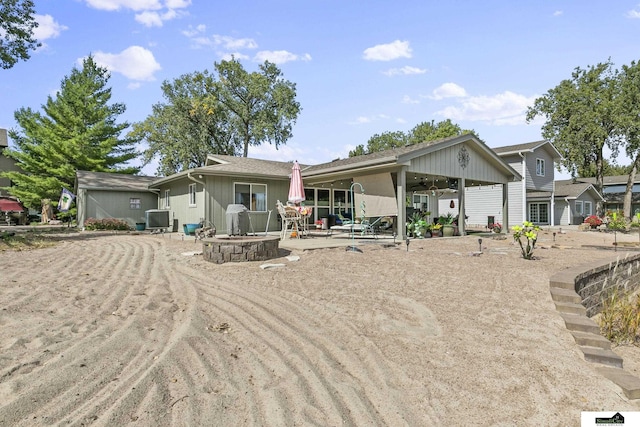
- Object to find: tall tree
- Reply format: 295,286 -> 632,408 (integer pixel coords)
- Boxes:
215,58 -> 301,157
1,55 -> 140,210
578,159 -> 632,178
349,119 -> 475,157
133,70 -> 238,176
349,131 -> 407,157
135,58 -> 300,174
408,119 -> 473,145
526,60 -> 623,215
0,0 -> 40,69
619,60 -> 640,219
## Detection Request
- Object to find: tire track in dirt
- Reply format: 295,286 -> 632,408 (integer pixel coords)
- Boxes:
168,258 -> 436,425
0,235 -> 198,426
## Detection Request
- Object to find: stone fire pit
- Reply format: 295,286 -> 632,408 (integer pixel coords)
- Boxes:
202,235 -> 280,264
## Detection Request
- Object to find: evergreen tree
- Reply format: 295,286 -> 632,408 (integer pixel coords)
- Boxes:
1,55 -> 140,210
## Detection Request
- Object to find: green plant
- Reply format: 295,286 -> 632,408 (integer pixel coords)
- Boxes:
511,221 -> 540,260
607,210 -> 627,231
438,213 -> 454,226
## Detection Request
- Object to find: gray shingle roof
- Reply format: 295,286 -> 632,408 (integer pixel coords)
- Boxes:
528,181 -> 603,200
76,171 -> 157,191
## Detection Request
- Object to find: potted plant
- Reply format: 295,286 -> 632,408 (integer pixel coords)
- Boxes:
439,213 -> 455,237
415,219 -> 430,238
406,212 -> 423,237
431,222 -> 442,237
490,222 -> 502,233
584,215 -> 602,229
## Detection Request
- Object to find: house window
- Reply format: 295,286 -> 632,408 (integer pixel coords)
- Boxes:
234,183 -> 266,211
584,201 -> 593,216
412,193 -> 429,211
575,201 -> 583,216
189,183 -> 197,207
529,202 -> 549,224
164,189 -> 170,208
536,158 -> 545,176
130,198 -> 141,209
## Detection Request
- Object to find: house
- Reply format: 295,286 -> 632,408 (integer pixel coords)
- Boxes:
459,140 -> 562,226
0,128 -> 21,197
565,175 -> 640,215
75,171 -> 159,228
142,134 -> 520,237
533,179 -> 604,225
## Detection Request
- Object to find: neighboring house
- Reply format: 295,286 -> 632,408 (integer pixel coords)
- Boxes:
0,128 -> 21,197
567,175 -> 640,215
144,134 -> 521,238
532,179 -> 604,226
463,140 -> 562,226
75,171 -> 159,228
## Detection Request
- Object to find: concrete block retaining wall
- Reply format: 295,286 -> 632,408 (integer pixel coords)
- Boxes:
202,236 -> 280,264
555,253 -> 640,317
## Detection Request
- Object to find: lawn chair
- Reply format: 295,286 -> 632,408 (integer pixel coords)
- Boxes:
276,200 -> 301,239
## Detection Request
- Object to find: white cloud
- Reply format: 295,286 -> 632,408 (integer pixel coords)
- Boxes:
402,95 -> 420,104
33,14 -> 68,43
436,91 -> 537,125
84,0 -> 162,12
430,82 -> 467,100
253,50 -> 311,64
627,8 -> 640,18
92,46 -> 161,81
214,35 -> 258,50
182,24 -> 206,37
84,0 -> 190,26
382,66 -> 427,76
348,114 -> 392,125
363,40 -> 412,61
553,10 -> 563,17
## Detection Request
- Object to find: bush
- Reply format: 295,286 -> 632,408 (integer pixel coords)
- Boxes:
84,217 -> 130,231
606,210 -> 627,231
584,215 -> 602,227
599,288 -> 640,345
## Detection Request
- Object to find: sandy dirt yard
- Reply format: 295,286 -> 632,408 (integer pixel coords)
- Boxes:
2,228 -> 640,426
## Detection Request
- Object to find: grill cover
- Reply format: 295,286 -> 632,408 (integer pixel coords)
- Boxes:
226,204 -> 249,235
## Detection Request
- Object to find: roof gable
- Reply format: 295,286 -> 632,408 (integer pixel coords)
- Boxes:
76,171 -> 157,191
493,140 -> 562,160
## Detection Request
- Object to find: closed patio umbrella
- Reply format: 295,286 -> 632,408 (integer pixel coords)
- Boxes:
288,160 -> 305,204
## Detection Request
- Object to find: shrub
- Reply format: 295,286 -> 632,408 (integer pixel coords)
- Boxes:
84,217 -> 130,231
584,215 -> 602,227
606,210 -> 627,231
511,221 -> 540,260
599,288 -> 640,345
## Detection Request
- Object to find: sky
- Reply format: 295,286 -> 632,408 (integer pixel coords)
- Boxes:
2,1 -> 640,178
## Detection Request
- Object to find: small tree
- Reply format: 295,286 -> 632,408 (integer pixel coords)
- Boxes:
511,221 -> 540,260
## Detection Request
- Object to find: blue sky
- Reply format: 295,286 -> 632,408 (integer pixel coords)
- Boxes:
2,1 -> 640,177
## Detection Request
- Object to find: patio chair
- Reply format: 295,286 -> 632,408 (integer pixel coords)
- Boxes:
276,200 -> 301,239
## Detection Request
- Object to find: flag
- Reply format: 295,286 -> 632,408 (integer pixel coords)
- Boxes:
58,188 -> 75,212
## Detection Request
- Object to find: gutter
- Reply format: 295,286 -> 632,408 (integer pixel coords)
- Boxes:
187,172 -> 206,186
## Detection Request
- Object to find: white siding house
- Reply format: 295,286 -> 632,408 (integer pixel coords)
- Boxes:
465,141 -> 562,226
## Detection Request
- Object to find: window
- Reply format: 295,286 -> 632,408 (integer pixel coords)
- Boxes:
189,183 -> 196,206
584,201 -> 593,216
164,189 -> 170,208
412,193 -> 429,211
529,202 -> 549,223
575,201 -> 583,215
234,183 -> 266,211
536,158 -> 545,176
130,198 -> 141,209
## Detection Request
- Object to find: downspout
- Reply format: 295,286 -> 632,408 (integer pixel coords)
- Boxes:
519,152 -> 526,223
565,197 -> 571,225
550,180 -> 555,227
